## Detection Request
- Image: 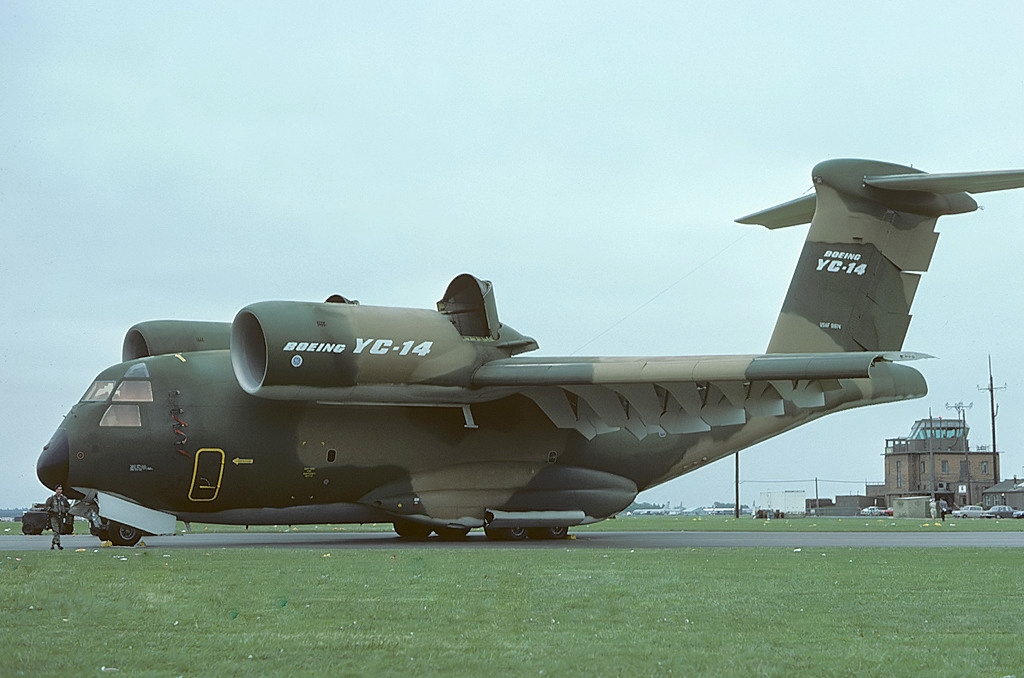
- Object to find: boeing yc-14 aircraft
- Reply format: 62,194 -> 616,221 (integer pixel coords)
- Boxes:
36,159 -> 1024,545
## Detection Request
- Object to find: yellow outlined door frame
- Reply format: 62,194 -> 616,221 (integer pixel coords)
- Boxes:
189,448 -> 225,502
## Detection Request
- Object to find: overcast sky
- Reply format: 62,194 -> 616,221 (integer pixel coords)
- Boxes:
3,3 -> 1024,511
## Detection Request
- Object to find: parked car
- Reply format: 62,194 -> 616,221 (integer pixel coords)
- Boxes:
951,505 -> 985,518
860,506 -> 886,516
1013,510 -> 1024,519
983,505 -> 1015,519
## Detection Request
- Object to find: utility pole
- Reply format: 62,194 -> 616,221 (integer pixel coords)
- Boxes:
927,409 -> 935,499
946,401 -> 973,504
978,355 -> 1006,483
734,451 -> 740,519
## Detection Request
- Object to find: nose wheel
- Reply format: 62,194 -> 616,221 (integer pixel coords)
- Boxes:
91,520 -> 144,547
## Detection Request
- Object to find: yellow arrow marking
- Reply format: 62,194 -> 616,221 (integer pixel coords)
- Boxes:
232,457 -> 253,466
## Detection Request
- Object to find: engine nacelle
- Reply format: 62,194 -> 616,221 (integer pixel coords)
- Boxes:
231,300 -> 485,401
122,320 -> 232,361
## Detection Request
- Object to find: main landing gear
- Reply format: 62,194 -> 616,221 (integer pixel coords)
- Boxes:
482,525 -> 570,540
393,521 -> 570,541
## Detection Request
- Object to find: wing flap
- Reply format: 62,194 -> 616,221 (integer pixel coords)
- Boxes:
479,352 -> 928,440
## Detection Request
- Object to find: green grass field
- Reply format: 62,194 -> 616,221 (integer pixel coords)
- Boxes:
105,512 -> 1024,535
11,511 -> 1020,537
3,521 -> 1024,676
582,513 -> 1024,532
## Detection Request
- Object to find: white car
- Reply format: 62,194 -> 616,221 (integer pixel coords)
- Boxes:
951,505 -> 984,518
860,506 -> 886,516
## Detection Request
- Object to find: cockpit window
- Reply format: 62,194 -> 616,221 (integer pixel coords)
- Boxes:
83,381 -> 116,402
123,363 -> 150,378
112,381 -> 153,402
99,405 -> 142,427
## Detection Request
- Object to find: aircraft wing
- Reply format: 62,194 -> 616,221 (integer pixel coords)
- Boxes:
471,351 -> 928,440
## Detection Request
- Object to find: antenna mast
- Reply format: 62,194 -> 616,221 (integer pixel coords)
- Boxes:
946,400 -> 973,504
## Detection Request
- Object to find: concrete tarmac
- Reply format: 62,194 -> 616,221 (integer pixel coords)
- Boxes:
5,529 -> 1024,551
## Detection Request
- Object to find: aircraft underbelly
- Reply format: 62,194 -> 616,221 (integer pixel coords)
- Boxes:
360,463 -> 637,524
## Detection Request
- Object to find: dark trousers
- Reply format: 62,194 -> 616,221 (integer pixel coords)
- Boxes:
50,516 -> 64,547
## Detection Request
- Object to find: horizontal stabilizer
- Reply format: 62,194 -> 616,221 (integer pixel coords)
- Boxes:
736,165 -> 1024,229
863,169 -> 1024,195
735,194 -> 816,229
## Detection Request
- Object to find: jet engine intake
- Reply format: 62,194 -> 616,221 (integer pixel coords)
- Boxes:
122,320 -> 232,361
231,300 -> 484,401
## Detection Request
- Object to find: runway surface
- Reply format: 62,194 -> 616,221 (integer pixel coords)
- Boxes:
6,529 -> 1024,551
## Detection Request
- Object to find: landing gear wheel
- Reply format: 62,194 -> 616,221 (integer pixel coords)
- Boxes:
527,526 -> 570,540
433,526 -> 471,540
393,520 -> 433,540
108,521 -> 142,547
484,525 -> 529,541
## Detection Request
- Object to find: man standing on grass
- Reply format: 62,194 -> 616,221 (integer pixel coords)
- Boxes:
44,484 -> 70,550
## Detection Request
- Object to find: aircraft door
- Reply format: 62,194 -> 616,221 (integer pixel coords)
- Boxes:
189,448 -> 224,501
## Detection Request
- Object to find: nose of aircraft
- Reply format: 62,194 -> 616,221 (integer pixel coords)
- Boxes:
37,428 -> 70,491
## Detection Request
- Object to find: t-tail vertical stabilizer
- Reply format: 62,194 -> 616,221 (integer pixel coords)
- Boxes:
737,159 -> 1024,354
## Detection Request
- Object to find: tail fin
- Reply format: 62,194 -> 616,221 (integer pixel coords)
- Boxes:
737,159 -> 1024,354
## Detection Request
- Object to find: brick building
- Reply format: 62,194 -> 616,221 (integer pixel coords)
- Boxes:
982,478 -> 1024,510
881,416 -> 998,509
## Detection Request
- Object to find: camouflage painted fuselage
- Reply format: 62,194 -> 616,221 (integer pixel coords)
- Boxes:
46,346 -> 924,529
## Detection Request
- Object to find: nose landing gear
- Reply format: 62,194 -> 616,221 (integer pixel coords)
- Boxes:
91,520 -> 144,547
78,498 -> 145,546
72,493 -> 150,547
